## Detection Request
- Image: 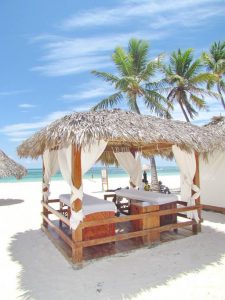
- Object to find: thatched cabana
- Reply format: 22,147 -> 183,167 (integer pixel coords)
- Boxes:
17,109 -> 214,263
0,149 -> 27,179
18,109 -> 215,158
196,116 -> 225,212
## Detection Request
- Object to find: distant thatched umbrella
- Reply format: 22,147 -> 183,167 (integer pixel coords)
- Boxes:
17,109 -> 217,159
0,149 -> 27,179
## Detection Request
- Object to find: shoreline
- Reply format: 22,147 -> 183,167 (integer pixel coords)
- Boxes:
0,175 -> 181,203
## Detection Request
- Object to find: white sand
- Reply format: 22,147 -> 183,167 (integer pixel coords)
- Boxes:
1,176 -> 225,300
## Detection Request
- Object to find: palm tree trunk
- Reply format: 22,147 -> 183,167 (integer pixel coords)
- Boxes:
134,97 -> 159,191
217,83 -> 225,110
179,101 -> 190,122
150,156 -> 160,191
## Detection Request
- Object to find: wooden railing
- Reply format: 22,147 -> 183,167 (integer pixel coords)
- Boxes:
41,199 -> 201,264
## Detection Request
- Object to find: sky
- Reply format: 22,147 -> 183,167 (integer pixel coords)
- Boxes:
0,0 -> 224,168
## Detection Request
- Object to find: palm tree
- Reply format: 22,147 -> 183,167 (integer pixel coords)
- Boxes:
164,48 -> 216,122
91,38 -> 170,191
202,41 -> 225,110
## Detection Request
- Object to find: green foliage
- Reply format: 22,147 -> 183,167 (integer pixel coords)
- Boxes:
201,40 -> 225,109
91,38 -> 170,117
164,48 -> 216,121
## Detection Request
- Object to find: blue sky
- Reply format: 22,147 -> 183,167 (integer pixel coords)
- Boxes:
0,0 -> 224,168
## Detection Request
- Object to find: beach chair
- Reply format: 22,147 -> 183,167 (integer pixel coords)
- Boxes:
104,187 -> 130,216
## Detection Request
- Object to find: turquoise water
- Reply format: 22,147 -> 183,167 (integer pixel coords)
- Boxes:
0,166 -> 179,183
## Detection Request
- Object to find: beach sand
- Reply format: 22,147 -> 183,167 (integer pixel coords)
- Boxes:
0,176 -> 225,299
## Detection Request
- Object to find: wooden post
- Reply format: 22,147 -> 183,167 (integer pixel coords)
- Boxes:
130,201 -> 160,244
71,145 -> 83,263
192,152 -> 201,234
42,159 -> 48,228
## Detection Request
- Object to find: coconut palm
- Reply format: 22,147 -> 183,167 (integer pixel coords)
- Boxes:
164,48 -> 216,122
92,38 -> 170,191
202,41 -> 225,109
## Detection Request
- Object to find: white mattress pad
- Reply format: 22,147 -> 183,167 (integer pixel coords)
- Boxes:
59,193 -> 116,215
115,189 -> 178,206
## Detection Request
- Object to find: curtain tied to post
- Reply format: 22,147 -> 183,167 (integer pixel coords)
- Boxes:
172,145 -> 200,222
42,149 -> 59,202
58,140 -> 107,230
70,185 -> 84,229
114,151 -> 142,188
42,183 -> 50,202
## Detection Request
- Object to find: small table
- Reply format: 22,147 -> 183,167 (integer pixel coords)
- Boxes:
115,189 -> 178,243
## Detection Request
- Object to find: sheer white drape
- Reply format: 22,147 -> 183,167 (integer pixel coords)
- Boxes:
172,145 -> 199,221
42,150 -> 59,202
200,151 -> 225,207
114,151 -> 142,188
58,140 -> 107,229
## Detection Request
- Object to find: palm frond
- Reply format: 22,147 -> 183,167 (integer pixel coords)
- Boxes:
189,73 -> 217,85
92,92 -> 123,111
139,59 -> 161,81
185,59 -> 202,79
189,94 -> 207,109
143,90 -> 172,117
91,70 -> 120,85
112,47 -> 131,76
128,39 -> 149,75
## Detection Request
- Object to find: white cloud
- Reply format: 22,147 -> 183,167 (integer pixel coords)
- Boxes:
60,0 -> 218,29
32,55 -> 111,76
62,86 -> 114,101
19,103 -> 36,108
31,31 -> 167,77
0,110 -> 70,141
30,0 -> 224,78
0,89 -> 31,97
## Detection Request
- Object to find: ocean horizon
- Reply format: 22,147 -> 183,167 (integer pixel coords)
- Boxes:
0,165 -> 179,183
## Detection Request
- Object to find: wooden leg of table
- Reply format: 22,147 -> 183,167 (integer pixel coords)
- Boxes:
42,203 -> 48,228
72,227 -> 83,264
59,202 -> 63,228
143,206 -> 160,244
192,222 -> 201,234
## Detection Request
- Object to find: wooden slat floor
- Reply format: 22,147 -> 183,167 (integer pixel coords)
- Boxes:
43,218 -> 194,264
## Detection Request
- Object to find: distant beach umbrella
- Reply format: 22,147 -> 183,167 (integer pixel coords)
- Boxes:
0,149 -> 27,179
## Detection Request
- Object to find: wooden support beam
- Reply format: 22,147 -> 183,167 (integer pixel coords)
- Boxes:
42,201 -> 70,226
76,220 -> 195,248
41,215 -> 72,247
79,204 -> 201,228
42,159 -> 48,228
71,145 -> 83,263
192,151 -> 201,234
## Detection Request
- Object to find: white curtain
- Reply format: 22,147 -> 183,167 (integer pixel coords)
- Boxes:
200,151 -> 225,207
58,140 -> 107,229
172,145 -> 200,221
42,149 -> 59,202
114,151 -> 142,188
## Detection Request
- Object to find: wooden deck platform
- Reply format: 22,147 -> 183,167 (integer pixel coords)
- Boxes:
42,217 -> 193,265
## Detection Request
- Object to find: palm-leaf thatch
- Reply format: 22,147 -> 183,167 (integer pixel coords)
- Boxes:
17,109 -> 217,159
203,116 -> 225,151
0,149 -> 27,179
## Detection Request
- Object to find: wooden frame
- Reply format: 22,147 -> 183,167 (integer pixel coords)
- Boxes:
40,146 -> 203,265
41,198 -> 201,264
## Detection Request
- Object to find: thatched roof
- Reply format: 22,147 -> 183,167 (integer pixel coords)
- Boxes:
203,116 -> 225,151
0,149 -> 27,179
17,109 -> 217,159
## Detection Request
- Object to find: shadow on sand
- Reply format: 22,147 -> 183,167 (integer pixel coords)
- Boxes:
0,198 -> 24,206
8,211 -> 225,300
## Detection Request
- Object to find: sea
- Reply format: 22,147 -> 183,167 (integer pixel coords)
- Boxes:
0,166 -> 179,183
